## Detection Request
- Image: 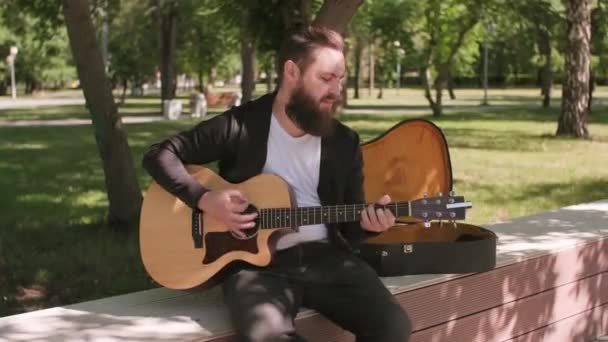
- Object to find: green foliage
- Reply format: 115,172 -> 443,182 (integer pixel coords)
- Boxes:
0,4 -> 75,91
107,0 -> 158,87
176,0 -> 240,85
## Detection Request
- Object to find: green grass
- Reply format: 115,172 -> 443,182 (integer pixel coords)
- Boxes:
1,88 -> 607,316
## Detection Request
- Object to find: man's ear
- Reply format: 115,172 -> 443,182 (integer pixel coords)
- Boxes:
283,60 -> 300,83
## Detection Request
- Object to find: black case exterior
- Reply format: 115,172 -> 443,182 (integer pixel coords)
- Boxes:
354,223 -> 497,276
356,119 -> 497,276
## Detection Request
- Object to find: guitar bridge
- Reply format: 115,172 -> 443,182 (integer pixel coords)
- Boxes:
192,209 -> 203,248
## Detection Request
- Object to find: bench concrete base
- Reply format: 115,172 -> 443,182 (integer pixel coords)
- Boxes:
1,200 -> 607,341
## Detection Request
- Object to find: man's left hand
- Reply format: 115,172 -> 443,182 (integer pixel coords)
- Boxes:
360,194 -> 396,233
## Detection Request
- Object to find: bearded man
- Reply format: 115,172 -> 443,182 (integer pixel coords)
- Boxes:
143,26 -> 411,342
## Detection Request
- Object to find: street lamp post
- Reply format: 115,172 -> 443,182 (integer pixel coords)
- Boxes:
8,46 -> 19,100
394,41 -> 405,95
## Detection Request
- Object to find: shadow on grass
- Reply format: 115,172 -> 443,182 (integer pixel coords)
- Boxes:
0,123 -> 194,316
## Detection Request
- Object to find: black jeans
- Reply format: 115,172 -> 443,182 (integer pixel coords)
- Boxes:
222,242 -> 412,342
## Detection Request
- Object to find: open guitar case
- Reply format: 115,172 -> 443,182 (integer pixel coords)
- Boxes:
352,119 -> 497,276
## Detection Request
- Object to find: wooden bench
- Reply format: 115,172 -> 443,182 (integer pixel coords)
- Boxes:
1,200 -> 607,341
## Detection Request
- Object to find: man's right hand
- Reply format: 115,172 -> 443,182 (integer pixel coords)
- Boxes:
197,189 -> 258,239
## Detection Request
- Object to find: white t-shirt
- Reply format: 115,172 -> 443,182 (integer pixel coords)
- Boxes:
262,113 -> 328,250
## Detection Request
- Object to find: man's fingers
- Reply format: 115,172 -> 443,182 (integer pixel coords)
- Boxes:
385,210 -> 396,226
361,208 -> 370,228
229,201 -> 249,213
228,190 -> 248,203
367,205 -> 380,229
377,194 -> 391,205
230,212 -> 258,223
231,228 -> 246,239
376,208 -> 388,228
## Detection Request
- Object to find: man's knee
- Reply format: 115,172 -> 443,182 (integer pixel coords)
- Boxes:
236,303 -> 303,342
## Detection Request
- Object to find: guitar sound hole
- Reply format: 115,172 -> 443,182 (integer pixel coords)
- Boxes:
231,204 -> 260,240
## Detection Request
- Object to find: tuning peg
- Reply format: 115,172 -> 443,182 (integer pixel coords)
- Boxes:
436,212 -> 443,218
423,192 -> 428,198
423,221 -> 431,228
436,192 -> 443,197
449,191 -> 455,197
449,212 -> 456,218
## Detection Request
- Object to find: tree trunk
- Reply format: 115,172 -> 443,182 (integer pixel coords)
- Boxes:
159,0 -> 178,103
433,71 -> 446,117
240,10 -> 257,104
537,26 -> 553,108
368,40 -> 375,97
266,62 -> 273,93
420,66 -> 441,116
63,0 -> 142,230
557,0 -> 591,138
120,79 -> 127,104
447,69 -> 456,100
300,0 -> 313,25
353,37 -> 362,99
588,68 -> 594,112
197,67 -> 205,93
313,0 -> 364,35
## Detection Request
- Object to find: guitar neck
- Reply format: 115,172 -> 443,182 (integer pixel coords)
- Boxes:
258,202 -> 410,229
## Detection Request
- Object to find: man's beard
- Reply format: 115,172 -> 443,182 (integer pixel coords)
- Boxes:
285,85 -> 340,137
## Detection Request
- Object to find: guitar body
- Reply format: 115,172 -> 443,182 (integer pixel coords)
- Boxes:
140,166 -> 293,290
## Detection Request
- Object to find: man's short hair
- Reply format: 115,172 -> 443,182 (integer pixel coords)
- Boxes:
276,26 -> 344,83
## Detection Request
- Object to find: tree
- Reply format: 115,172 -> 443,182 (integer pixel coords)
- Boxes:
314,0 -> 364,35
156,0 -> 178,103
177,1 -> 239,93
418,0 -> 484,117
507,0 -> 561,108
557,0 -> 591,138
0,3 -> 76,94
108,0 -> 158,102
63,0 -> 143,228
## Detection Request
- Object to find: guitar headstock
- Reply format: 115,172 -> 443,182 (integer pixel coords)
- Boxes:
410,192 -> 472,221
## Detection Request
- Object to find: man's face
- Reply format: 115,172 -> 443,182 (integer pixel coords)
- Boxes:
286,47 -> 345,137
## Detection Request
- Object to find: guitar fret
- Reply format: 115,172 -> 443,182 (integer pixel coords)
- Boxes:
335,205 -> 338,223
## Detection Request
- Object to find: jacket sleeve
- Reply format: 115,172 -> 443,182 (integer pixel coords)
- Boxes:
142,112 -> 236,208
339,131 -> 381,245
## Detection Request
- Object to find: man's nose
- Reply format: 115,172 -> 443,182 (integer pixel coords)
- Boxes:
330,80 -> 342,96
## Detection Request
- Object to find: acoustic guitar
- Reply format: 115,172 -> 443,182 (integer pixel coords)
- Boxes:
139,166 -> 472,290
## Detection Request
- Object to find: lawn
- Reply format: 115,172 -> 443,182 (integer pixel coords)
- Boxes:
0,87 -> 607,316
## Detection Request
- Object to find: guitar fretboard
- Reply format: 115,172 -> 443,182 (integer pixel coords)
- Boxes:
258,202 -> 410,229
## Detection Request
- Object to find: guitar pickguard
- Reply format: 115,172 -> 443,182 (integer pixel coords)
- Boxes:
202,232 -> 259,264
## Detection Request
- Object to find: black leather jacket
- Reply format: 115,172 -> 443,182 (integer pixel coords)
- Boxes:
142,92 -> 376,248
